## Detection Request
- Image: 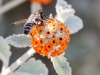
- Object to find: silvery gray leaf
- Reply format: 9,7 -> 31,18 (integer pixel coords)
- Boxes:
5,34 -> 32,48
51,53 -> 72,75
11,58 -> 48,75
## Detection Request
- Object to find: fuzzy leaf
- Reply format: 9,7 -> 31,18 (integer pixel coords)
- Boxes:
55,0 -> 75,22
64,15 -> 83,34
11,58 -> 48,75
51,53 -> 72,75
5,34 -> 32,48
0,36 -> 11,67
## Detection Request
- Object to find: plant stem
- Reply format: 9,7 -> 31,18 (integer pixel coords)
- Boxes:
31,2 -> 42,13
1,48 -> 36,75
0,0 -> 26,15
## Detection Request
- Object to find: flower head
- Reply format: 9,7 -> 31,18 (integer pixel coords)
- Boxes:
30,19 -> 70,57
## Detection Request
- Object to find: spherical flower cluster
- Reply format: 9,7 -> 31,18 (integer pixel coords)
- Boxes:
30,18 -> 70,57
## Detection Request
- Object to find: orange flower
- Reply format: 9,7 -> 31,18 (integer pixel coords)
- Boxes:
30,26 -> 37,36
65,37 -> 70,43
37,47 -> 42,53
50,38 -> 58,46
57,36 -> 64,43
46,19 -> 57,28
60,41 -> 67,50
30,0 -> 52,5
58,24 -> 65,33
38,26 -> 43,34
45,30 -> 51,37
45,43 -> 53,52
41,47 -> 48,56
32,38 -> 39,47
57,51 -> 64,56
38,38 -> 45,46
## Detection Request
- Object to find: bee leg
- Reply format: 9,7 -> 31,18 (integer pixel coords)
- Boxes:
30,33 -> 34,39
44,14 -> 49,19
36,21 -> 39,31
35,18 -> 43,30
40,12 -> 47,19
40,12 -> 51,20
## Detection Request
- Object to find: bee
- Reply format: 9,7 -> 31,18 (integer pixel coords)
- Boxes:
13,9 -> 49,35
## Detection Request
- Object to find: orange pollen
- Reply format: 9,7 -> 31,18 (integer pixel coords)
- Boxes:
31,18 -> 70,57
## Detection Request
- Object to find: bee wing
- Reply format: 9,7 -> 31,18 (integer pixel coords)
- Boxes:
12,19 -> 28,25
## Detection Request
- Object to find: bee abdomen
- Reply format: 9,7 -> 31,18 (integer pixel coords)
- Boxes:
24,23 -> 34,35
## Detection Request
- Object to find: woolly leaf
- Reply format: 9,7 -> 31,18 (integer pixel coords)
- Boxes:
64,16 -> 83,34
55,0 -> 75,22
5,34 -> 32,48
0,36 -> 11,68
11,58 -> 48,75
51,53 -> 72,75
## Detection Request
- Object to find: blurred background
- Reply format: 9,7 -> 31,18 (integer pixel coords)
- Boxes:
0,0 -> 100,75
